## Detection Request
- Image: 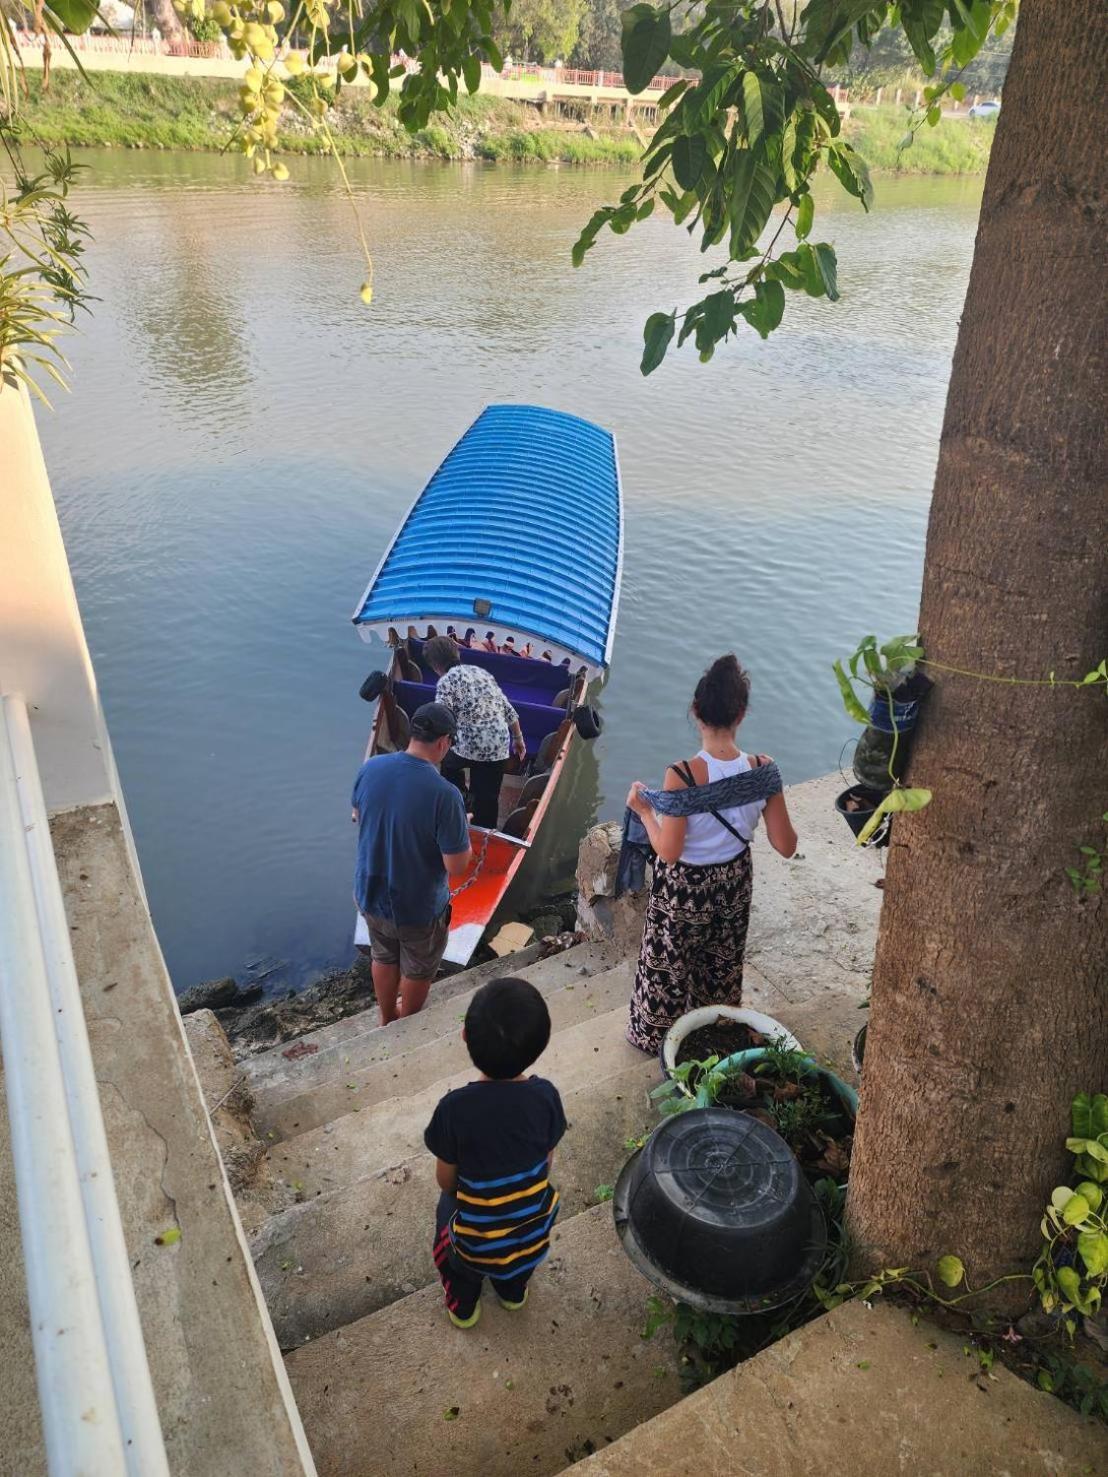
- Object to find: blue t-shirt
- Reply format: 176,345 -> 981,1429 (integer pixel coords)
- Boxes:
351,752 -> 469,926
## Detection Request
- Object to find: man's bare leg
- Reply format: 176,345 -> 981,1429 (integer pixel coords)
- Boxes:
398,975 -> 432,1018
372,961 -> 401,1026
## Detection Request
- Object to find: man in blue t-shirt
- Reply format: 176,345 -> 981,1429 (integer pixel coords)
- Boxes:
351,703 -> 472,1024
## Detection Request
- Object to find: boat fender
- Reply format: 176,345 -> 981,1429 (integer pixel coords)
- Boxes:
360,671 -> 389,703
553,688 -> 572,710
573,705 -> 603,740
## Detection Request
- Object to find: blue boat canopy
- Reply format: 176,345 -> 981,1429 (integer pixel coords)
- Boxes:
352,404 -> 623,674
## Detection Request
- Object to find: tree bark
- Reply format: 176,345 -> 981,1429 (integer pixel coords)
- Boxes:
146,0 -> 184,40
846,0 -> 1108,1291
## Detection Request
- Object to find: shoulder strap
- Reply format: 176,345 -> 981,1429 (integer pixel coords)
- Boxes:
667,761 -> 751,849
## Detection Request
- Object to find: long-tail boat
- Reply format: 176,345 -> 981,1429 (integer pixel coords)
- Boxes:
351,403 -> 623,968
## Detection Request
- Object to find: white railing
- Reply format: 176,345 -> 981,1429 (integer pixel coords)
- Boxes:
0,693 -> 170,1477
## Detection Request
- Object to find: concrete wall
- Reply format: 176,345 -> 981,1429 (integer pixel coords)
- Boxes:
0,374 -> 316,1474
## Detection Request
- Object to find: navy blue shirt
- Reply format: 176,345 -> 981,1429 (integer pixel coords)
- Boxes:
425,1078 -> 567,1280
351,752 -> 469,926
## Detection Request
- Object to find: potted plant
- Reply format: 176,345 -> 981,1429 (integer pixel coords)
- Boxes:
661,1005 -> 802,1097
833,633 -> 933,845
653,1041 -> 857,1185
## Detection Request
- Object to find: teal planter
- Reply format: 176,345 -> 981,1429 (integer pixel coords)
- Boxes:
696,1047 -> 858,1120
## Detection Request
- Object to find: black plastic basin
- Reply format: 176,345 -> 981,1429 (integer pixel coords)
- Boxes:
613,1108 -> 828,1315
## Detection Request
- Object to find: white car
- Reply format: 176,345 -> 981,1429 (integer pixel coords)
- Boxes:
968,100 -> 1001,119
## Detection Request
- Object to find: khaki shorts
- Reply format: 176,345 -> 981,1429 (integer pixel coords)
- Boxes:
361,907 -> 451,982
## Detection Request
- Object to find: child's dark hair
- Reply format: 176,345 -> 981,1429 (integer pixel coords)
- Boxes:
692,653 -> 751,730
464,976 -> 551,1080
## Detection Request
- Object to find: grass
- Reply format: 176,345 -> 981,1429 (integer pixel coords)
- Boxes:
846,104 -> 996,175
8,70 -> 645,165
9,72 -> 994,175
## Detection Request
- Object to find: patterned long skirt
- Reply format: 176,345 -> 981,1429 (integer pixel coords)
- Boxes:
626,849 -> 754,1055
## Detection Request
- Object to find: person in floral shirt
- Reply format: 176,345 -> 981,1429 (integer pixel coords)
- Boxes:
423,636 -> 527,828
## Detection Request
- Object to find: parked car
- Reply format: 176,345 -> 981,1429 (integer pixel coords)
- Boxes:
968,100 -> 1001,118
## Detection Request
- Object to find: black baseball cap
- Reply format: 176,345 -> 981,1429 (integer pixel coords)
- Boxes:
410,702 -> 457,741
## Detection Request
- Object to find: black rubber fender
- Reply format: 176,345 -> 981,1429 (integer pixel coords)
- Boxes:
573,705 -> 603,740
359,670 -> 388,703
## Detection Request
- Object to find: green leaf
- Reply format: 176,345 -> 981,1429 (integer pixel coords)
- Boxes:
937,1254 -> 965,1289
741,71 -> 764,145
658,78 -> 690,110
1069,1137 -> 1108,1165
1063,1193 -> 1092,1227
45,0 -> 99,35
672,134 -> 708,192
795,193 -> 814,241
728,151 -> 775,257
1038,1370 -> 1054,1393
833,660 -> 871,725
154,1227 -> 181,1247
751,278 -> 785,337
1076,1181 -> 1104,1213
812,242 -> 840,301
640,311 -> 675,376
1078,1230 -> 1108,1278
1072,1093 -> 1108,1140
461,53 -> 481,95
857,787 -> 932,846
1057,1265 -> 1083,1306
621,4 -> 672,95
827,142 -> 874,211
781,114 -> 798,192
902,0 -> 944,75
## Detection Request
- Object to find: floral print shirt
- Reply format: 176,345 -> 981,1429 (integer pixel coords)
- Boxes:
435,664 -> 519,763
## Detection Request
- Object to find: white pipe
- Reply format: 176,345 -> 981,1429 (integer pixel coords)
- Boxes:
1,694 -> 170,1476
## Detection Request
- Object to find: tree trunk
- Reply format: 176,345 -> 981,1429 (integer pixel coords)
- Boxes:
147,0 -> 184,40
846,0 -> 1108,1291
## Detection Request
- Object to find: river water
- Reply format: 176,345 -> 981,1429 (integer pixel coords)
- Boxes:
38,151 -> 984,992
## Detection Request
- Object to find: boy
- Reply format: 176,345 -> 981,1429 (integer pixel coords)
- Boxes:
424,977 -> 566,1329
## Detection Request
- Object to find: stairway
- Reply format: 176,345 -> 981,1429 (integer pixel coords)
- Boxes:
233,938 -> 698,1474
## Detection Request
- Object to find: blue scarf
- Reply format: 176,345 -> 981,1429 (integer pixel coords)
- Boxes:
615,762 -> 783,896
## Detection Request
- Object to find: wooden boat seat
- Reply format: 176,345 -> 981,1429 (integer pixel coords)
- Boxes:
501,799 -> 539,839
518,772 -> 549,807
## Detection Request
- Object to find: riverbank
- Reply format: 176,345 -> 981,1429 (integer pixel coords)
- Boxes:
12,71 -> 994,173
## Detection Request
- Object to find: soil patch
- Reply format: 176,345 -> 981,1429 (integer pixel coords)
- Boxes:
675,1018 -> 762,1067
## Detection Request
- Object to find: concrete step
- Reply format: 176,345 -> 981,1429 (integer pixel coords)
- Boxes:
563,1297 -> 1108,1476
269,990 -> 640,1198
252,1054 -> 659,1348
285,1204 -> 683,1477
244,940 -> 622,1136
262,959 -> 635,1142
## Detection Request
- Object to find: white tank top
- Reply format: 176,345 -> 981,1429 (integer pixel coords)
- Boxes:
679,750 -> 766,866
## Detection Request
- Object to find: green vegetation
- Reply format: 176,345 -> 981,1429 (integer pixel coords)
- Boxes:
12,70 -> 639,163
844,104 -> 996,174
12,70 -> 986,175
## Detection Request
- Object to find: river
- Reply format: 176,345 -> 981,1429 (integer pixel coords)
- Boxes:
38,151 -> 984,992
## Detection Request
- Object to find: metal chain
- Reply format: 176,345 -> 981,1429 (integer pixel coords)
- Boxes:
450,826 -> 492,900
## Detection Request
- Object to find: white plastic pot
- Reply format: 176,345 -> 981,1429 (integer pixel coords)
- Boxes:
662,1005 -> 803,1096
